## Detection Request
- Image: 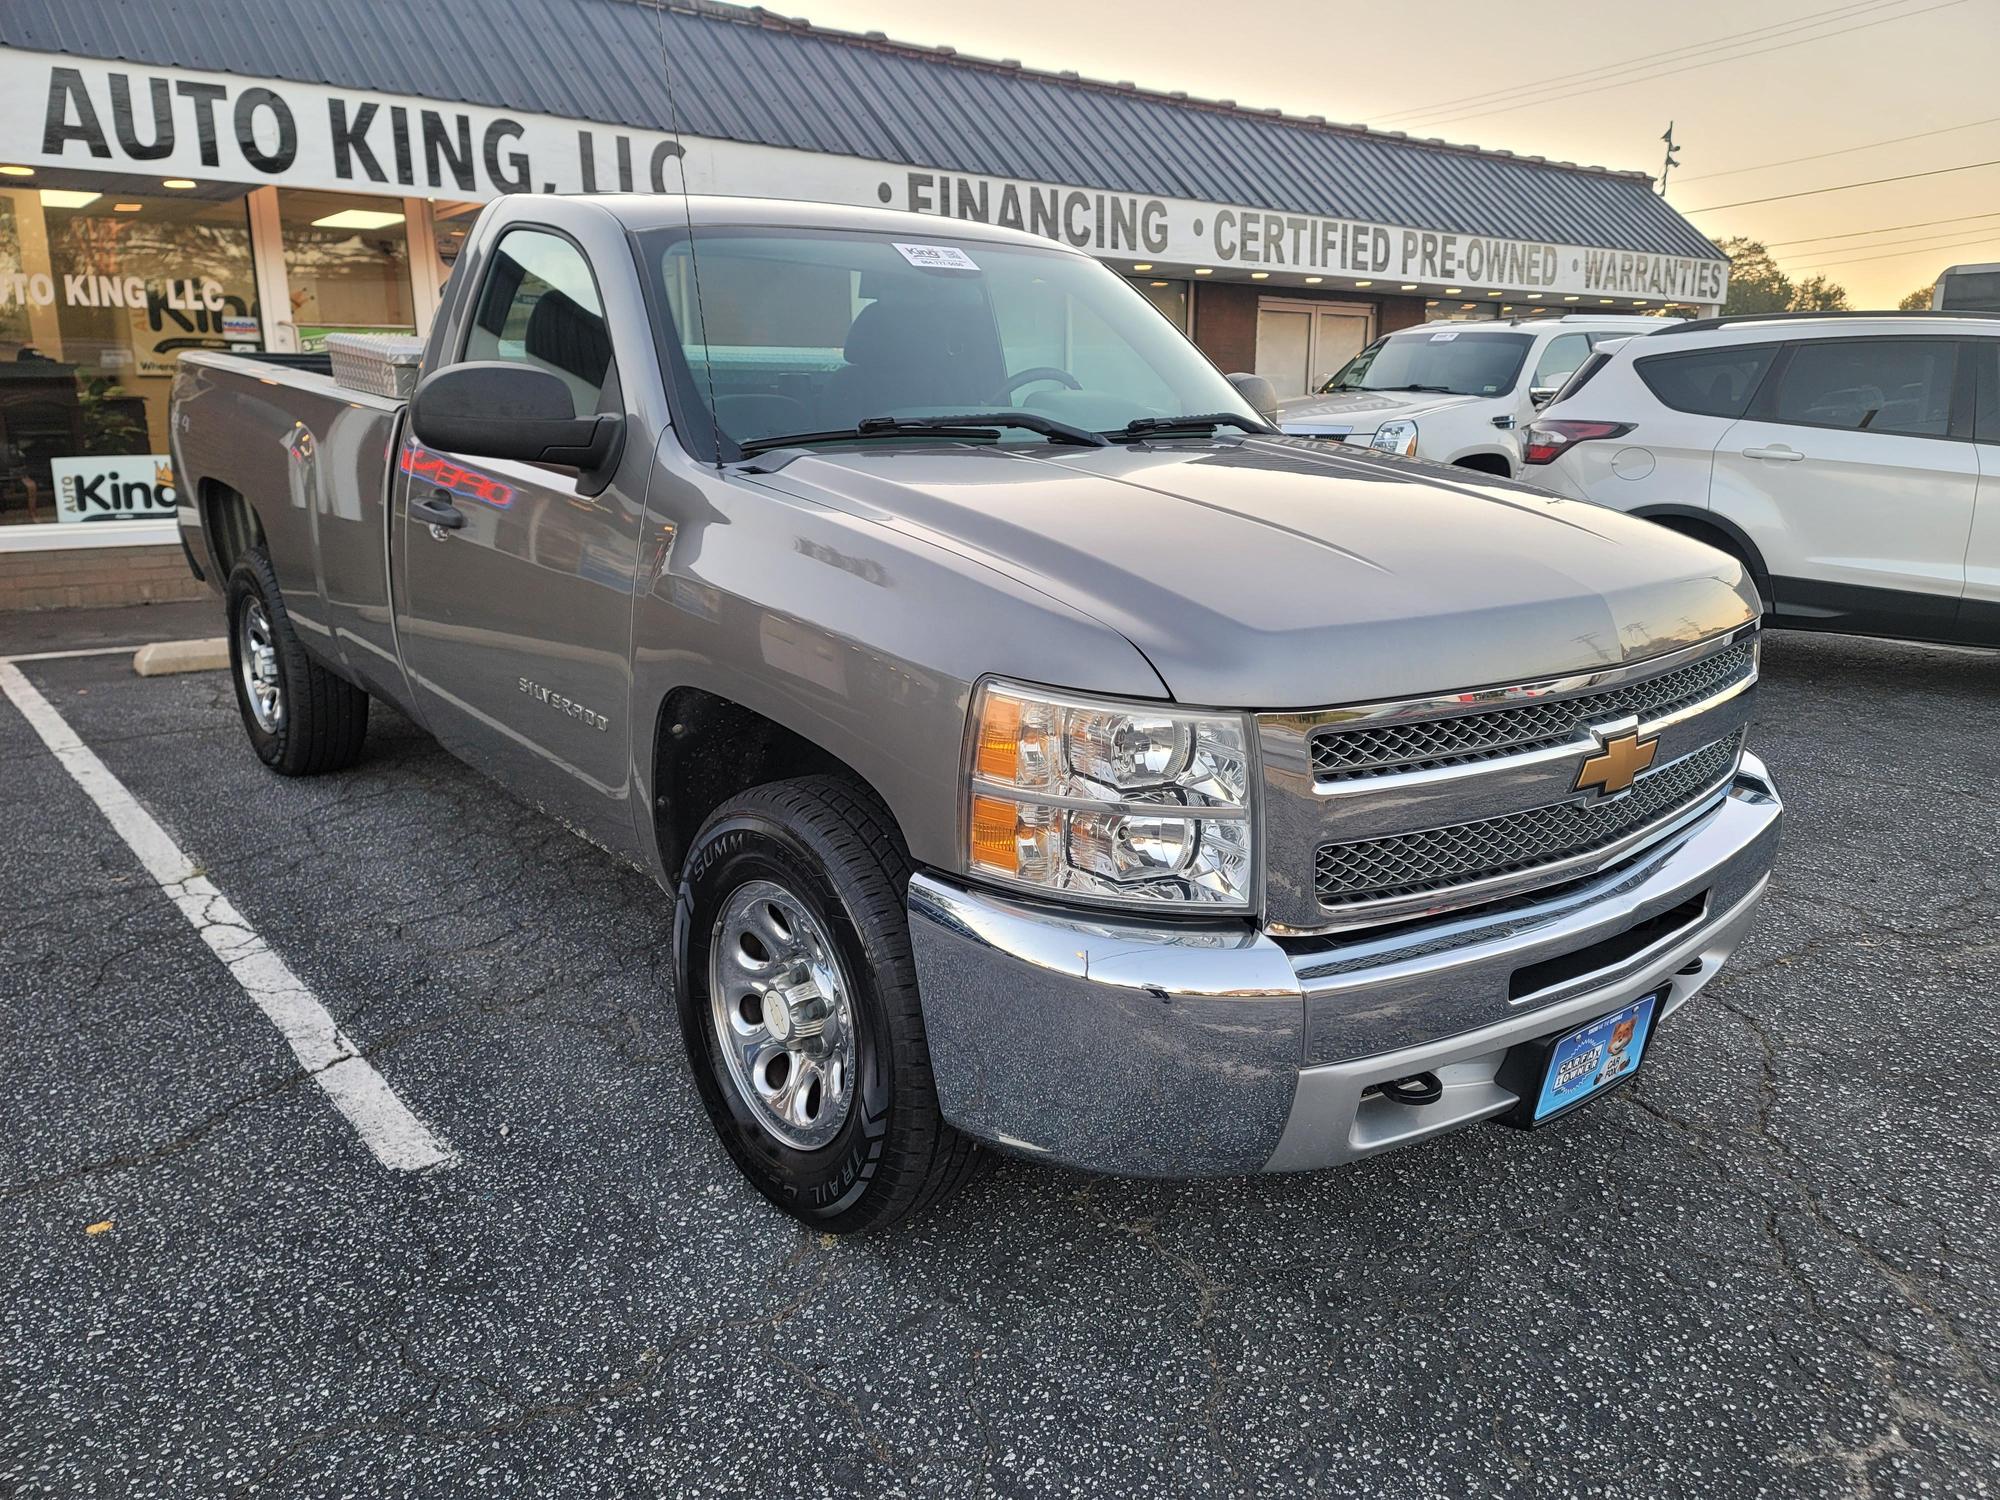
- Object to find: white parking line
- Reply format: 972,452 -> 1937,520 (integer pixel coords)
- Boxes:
0,660 -> 458,1173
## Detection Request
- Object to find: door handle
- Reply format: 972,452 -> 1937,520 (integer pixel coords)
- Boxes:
1741,445 -> 1805,462
410,491 -> 465,530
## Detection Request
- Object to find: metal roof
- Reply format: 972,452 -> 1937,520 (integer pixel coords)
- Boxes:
0,0 -> 1725,262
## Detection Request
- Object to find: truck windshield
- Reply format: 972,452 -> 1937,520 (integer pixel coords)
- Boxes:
642,227 -> 1263,456
1318,330 -> 1534,397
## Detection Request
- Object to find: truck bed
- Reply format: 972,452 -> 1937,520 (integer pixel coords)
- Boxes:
170,350 -> 415,710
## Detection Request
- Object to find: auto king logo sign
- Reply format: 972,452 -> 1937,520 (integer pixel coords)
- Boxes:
51,455 -> 178,525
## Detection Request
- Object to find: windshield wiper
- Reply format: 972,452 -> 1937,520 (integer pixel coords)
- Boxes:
1390,384 -> 1455,394
1114,412 -> 1275,439
737,411 -> 1108,457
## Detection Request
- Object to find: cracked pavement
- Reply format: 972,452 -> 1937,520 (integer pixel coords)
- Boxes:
0,631 -> 1995,1498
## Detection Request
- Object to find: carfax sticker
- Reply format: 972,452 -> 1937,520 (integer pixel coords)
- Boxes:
893,242 -> 980,270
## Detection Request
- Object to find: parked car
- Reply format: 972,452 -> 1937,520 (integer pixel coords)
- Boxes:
1276,315 -> 1669,475
1525,311 -> 2000,647
169,194 -> 1781,1231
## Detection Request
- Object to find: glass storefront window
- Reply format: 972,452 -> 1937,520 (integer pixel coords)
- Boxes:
0,182 -> 259,527
430,200 -> 481,291
277,189 -> 415,351
1131,277 -> 1190,333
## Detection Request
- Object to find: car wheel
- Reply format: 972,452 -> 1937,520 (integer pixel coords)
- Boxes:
225,545 -> 369,775
675,776 -> 982,1233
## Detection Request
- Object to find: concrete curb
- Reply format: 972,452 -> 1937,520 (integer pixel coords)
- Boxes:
133,638 -> 229,677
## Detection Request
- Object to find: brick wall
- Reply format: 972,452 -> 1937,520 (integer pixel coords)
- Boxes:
0,542 -> 209,612
1377,297 -> 1428,334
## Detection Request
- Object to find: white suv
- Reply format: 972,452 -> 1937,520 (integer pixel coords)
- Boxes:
1277,315 -> 1669,475
1525,312 -> 2000,647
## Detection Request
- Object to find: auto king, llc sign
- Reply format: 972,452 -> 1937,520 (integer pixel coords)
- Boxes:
2,54 -> 1728,305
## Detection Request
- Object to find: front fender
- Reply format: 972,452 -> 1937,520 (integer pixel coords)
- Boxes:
626,439 -> 1167,883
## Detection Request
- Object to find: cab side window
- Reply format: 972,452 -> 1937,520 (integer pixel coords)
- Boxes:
1770,338 -> 1956,438
464,229 -> 614,418
1531,333 -> 1590,393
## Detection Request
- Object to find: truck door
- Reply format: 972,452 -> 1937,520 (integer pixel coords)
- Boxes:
395,225 -> 648,854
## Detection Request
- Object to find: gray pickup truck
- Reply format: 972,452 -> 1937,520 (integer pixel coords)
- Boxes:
170,194 -> 1781,1230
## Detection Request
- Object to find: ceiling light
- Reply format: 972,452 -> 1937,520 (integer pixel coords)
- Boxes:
1354,280 -> 1373,288
1487,290 -> 1502,297
1149,280 -> 1169,287
1444,287 -> 1461,295
39,190 -> 100,209
1563,295 -> 1581,302
1194,267 -> 1213,275
1526,293 -> 1543,300
0,165 -> 34,177
1598,297 -> 1614,304
1426,300 -> 1439,307
1399,283 -> 1417,291
1131,263 -> 1153,272
312,208 -> 406,230
1632,300 -> 1648,307
1250,271 -> 1270,280
114,202 -> 142,213
162,178 -> 196,189
1304,276 -> 1323,284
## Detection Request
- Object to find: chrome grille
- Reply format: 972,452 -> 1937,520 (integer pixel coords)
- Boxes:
1314,732 -> 1743,909
1311,641 -> 1755,782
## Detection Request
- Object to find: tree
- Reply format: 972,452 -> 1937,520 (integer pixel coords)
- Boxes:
1898,283 -> 1936,310
1790,275 -> 1849,312
1715,237 -> 1792,315
1714,237 -> 1851,315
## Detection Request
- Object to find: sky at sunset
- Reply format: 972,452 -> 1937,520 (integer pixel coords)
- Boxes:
791,0 -> 2000,306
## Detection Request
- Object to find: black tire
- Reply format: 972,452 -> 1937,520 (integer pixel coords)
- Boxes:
225,545 -> 369,776
674,776 -> 982,1233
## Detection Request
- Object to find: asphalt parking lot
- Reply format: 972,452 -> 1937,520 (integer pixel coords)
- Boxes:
1,629 -> 1996,1500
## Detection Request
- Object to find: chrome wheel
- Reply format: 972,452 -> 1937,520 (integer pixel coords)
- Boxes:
238,598 -> 283,734
707,879 -> 856,1151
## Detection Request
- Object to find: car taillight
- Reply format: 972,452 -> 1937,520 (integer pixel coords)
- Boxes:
1521,420 -> 1635,465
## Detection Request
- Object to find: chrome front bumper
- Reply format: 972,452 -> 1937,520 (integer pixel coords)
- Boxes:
907,752 -> 1781,1178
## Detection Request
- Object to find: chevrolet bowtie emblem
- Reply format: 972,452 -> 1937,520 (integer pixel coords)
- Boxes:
1576,730 -> 1659,797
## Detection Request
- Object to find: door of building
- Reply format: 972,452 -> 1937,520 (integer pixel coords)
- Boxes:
1254,300 -> 1375,398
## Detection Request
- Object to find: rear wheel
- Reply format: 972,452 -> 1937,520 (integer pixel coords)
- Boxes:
225,546 -> 369,775
675,776 -> 982,1233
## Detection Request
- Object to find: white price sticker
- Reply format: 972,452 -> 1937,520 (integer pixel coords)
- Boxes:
1429,330 -> 1460,341
893,242 -> 980,271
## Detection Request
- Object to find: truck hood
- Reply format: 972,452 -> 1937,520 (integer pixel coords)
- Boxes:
749,436 -> 1756,710
1277,386 -> 1481,431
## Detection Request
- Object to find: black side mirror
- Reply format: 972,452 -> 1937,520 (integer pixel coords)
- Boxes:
1226,371 -> 1280,424
410,361 -> 624,492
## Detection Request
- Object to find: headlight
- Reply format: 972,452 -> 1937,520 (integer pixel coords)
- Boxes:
1369,419 -> 1419,456
964,680 -> 1256,911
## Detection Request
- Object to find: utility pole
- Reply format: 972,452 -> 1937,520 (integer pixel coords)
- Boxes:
1658,122 -> 1682,196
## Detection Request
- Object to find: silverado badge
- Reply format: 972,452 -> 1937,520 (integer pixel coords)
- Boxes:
1575,729 -> 1659,797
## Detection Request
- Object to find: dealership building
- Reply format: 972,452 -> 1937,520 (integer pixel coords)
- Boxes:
0,0 -> 1728,610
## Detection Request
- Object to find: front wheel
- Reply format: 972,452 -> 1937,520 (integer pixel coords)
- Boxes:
675,777 -> 982,1233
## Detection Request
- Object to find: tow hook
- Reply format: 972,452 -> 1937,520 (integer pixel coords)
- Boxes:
1379,1072 -> 1444,1107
